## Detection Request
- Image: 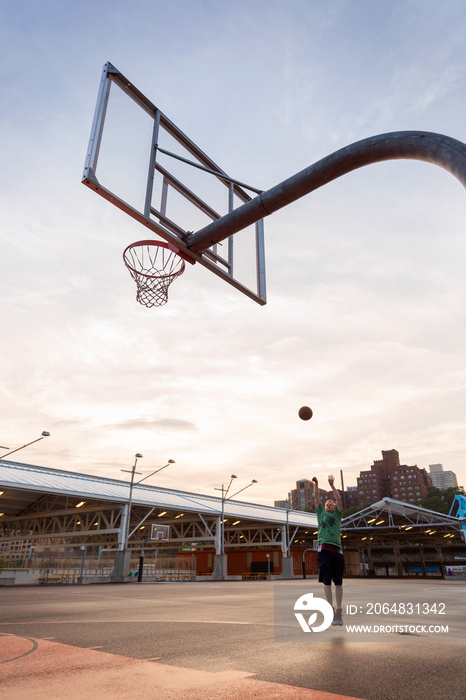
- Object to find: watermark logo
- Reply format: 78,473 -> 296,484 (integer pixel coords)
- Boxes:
294,592 -> 334,633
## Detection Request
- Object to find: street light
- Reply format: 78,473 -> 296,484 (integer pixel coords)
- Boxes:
136,459 -> 175,485
215,476 -> 257,560
0,431 -> 50,459
121,453 -> 143,551
286,494 -> 316,557
215,475 -> 236,558
132,458 -> 175,583
228,479 -> 258,500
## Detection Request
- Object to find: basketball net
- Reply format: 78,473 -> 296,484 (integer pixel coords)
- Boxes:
123,240 -> 190,307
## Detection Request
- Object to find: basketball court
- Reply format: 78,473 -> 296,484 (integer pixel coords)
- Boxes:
3,60 -> 460,700
1,578 -> 465,700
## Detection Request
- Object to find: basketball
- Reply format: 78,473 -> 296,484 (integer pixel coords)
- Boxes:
298,406 -> 313,421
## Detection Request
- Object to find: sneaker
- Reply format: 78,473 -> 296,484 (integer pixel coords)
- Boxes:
335,608 -> 343,626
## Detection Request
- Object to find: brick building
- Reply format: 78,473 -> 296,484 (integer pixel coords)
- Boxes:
291,478 -> 344,511
356,449 -> 432,506
291,479 -> 314,511
287,450 -> 434,513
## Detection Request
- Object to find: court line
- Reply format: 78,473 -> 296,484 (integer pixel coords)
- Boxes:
0,634 -> 38,665
1,619 -> 274,627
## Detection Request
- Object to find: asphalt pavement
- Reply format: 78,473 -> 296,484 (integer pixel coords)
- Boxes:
1,578 -> 464,700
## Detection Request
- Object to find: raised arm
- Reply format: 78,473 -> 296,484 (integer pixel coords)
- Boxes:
312,477 -> 321,510
328,474 -> 342,511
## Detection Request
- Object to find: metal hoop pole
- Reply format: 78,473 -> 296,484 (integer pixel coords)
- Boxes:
188,131 -> 466,252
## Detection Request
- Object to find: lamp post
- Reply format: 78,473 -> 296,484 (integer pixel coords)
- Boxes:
0,431 -> 50,459
136,459 -> 175,485
121,453 -> 143,552
283,494 -> 317,579
134,459 -> 176,583
215,475 -> 236,558
214,476 -> 257,579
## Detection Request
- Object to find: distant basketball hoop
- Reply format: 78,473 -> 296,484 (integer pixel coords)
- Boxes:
150,523 -> 170,541
123,240 -> 193,308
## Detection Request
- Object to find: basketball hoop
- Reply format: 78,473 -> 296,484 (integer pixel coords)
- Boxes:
150,523 -> 170,541
123,240 -> 192,307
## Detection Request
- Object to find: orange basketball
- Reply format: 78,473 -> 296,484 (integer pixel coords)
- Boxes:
298,406 -> 313,421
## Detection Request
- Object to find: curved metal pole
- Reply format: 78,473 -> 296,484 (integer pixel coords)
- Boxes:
301,547 -> 315,580
188,131 -> 466,252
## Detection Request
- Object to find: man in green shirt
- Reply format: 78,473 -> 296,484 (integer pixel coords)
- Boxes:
312,474 -> 344,626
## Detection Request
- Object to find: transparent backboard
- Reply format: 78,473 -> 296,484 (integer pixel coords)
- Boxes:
82,62 -> 266,305
150,524 -> 170,541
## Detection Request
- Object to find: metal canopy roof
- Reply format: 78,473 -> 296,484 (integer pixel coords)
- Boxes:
342,497 -> 465,534
0,459 -> 317,528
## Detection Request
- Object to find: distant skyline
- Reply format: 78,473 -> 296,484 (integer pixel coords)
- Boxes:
1,1 -> 465,505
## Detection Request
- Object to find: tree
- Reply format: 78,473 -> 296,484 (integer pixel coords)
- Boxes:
417,486 -> 465,514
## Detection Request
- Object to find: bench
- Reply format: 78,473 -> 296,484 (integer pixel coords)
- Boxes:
241,572 -> 267,580
39,574 -> 79,585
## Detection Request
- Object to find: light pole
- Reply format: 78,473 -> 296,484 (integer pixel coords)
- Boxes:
136,459 -> 175,485
0,431 -> 50,459
121,453 -> 143,552
285,493 -> 317,569
215,475 -> 237,557
214,476 -> 257,578
134,459 -> 176,583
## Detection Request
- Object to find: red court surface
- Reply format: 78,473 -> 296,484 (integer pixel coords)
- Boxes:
1,634 -> 362,700
1,579 -> 464,700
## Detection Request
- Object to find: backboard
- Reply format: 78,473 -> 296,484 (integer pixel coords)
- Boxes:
82,62 -> 266,305
150,523 -> 170,541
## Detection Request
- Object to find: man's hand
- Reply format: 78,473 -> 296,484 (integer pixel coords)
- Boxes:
328,474 -> 342,511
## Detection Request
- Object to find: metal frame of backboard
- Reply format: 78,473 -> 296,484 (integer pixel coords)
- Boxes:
82,62 -> 266,305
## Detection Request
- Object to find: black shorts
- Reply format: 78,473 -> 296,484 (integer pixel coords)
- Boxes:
317,549 -> 345,586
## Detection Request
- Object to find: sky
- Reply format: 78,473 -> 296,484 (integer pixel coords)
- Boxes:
1,0 -> 465,506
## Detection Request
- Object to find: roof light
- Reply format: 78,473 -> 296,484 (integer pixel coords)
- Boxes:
375,520 -> 384,525
158,511 -> 167,517
76,501 -> 85,508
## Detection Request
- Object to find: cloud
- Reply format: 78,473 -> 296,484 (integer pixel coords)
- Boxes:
105,418 -> 198,433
